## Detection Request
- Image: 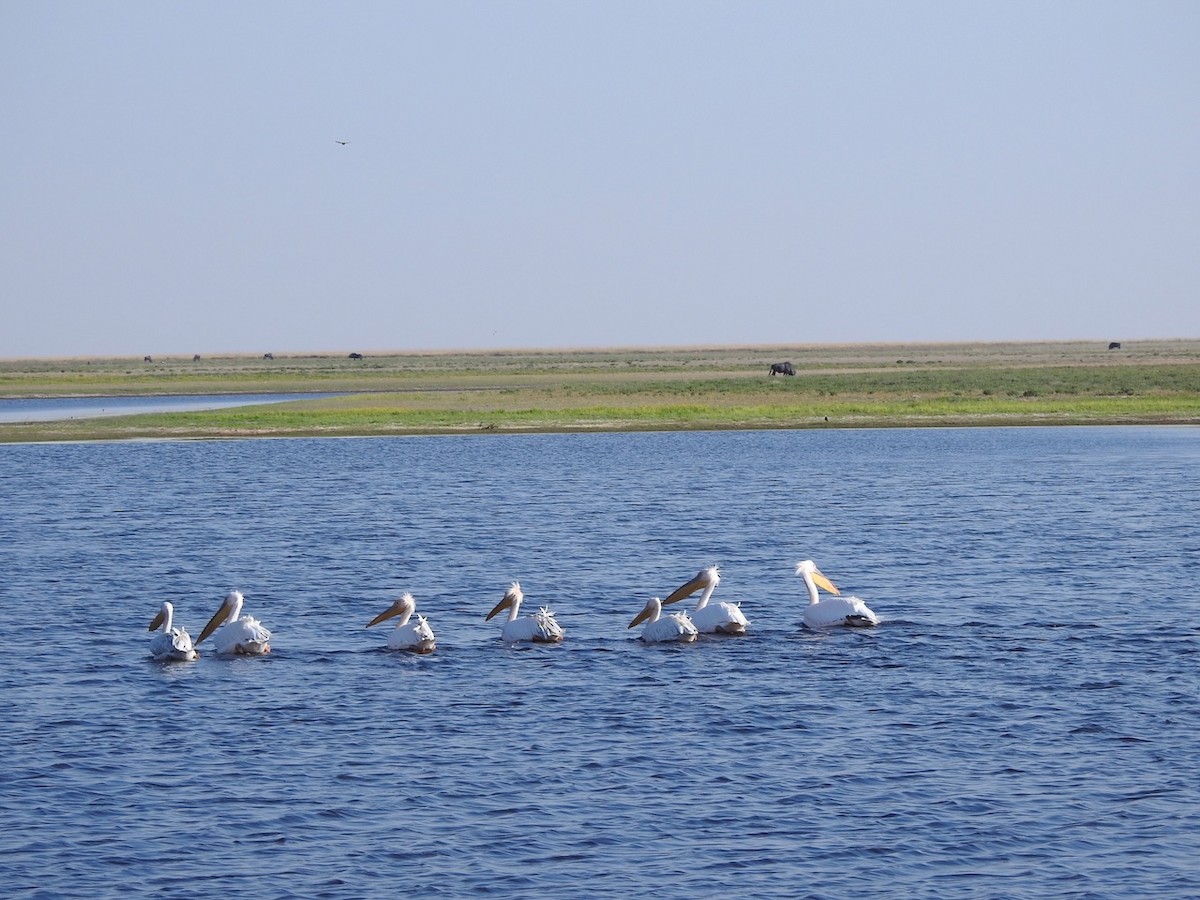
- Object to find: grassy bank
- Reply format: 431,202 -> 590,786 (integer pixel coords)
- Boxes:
3,340 -> 1199,441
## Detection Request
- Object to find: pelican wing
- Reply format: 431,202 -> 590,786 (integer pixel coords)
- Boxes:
214,615 -> 272,655
531,607 -> 564,642
149,628 -> 197,661
239,615 -> 272,644
170,627 -> 195,654
412,615 -> 435,644
642,612 -> 698,643
499,609 -> 563,643
388,616 -> 436,653
804,596 -> 879,629
692,601 -> 749,635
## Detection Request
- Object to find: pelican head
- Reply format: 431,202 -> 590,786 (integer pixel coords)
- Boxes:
148,601 -> 175,632
663,565 -> 720,606
486,582 -> 523,620
628,597 -> 663,629
367,593 -> 417,628
795,560 -> 840,595
196,590 -> 244,645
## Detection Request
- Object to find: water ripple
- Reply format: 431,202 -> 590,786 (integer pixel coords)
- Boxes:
2,428 -> 1199,897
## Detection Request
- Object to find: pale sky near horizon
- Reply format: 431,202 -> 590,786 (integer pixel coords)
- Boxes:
2,1 -> 1197,358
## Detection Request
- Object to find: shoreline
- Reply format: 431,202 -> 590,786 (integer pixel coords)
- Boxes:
3,340 -> 1199,442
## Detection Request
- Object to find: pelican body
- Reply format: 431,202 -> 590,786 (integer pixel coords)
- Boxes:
485,582 -> 564,643
628,596 -> 698,643
196,590 -> 272,655
663,565 -> 748,635
367,593 -> 436,653
796,560 -> 879,628
148,601 -> 198,661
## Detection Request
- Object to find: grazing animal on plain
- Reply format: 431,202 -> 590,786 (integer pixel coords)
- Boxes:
193,354 -> 201,362
263,352 -> 274,360
144,355 -> 153,363
1108,342 -> 1122,350
769,362 -> 795,376
348,352 -> 363,359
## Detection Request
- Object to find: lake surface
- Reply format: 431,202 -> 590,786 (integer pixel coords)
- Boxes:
0,393 -> 336,424
1,427 -> 1198,898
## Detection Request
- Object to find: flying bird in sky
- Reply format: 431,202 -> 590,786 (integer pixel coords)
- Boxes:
335,140 -> 349,145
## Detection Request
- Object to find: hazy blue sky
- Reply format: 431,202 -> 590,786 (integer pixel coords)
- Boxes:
2,1 -> 1197,357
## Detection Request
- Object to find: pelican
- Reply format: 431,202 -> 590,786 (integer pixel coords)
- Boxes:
485,582 -> 564,643
366,593 -> 436,653
147,601 -> 198,661
195,590 -> 272,654
795,560 -> 879,628
662,565 -> 748,635
628,596 -> 698,643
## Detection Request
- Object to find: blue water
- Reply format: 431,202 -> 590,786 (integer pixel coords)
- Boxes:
1,427 -> 1198,898
0,393 -> 337,424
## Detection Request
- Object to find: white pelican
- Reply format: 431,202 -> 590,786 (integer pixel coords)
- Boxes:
795,560 -> 880,628
485,582 -> 564,643
195,590 -> 272,654
662,565 -> 748,635
147,601 -> 198,661
366,593 -> 436,653
628,596 -> 698,644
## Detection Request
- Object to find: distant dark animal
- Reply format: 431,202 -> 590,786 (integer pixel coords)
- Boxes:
348,352 -> 363,360
144,355 -> 153,363
769,362 -> 795,376
1108,342 -> 1122,350
263,352 -> 274,360
193,354 -> 201,362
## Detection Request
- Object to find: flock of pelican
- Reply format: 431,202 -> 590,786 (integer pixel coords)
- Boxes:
147,560 -> 880,661
148,589 -> 271,661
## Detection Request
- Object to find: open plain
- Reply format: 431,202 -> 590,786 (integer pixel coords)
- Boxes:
2,340 -> 1199,442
